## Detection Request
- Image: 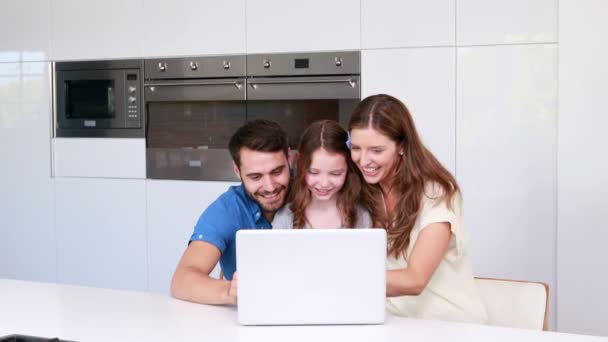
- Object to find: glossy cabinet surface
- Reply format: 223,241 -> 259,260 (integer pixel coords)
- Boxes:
53,138 -> 146,179
362,48 -> 456,174
456,44 -> 557,325
362,0 -> 455,48
0,0 -> 51,62
457,0 -> 558,45
146,180 -> 236,294
54,178 -> 147,291
557,0 -> 608,336
143,0 -> 246,57
51,0 -> 144,60
0,61 -> 55,282
246,0 -> 360,53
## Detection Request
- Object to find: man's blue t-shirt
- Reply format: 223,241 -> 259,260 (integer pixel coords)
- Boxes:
190,185 -> 271,280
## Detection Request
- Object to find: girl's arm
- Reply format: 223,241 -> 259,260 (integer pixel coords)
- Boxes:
386,222 -> 451,296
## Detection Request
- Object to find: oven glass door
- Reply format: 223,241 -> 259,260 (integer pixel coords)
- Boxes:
56,70 -> 127,130
246,76 -> 360,148
145,78 -> 246,181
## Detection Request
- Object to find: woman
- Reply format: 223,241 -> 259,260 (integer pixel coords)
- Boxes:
348,94 -> 487,324
272,120 -> 371,229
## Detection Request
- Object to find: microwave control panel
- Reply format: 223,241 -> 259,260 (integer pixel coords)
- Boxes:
125,71 -> 141,128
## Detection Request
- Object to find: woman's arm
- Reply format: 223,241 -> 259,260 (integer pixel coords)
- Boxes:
386,222 -> 451,296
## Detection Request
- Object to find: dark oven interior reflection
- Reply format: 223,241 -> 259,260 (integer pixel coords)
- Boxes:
247,99 -> 356,148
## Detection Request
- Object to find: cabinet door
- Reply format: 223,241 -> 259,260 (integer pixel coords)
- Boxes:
143,0 -> 246,57
0,62 -> 55,282
362,0 -> 455,49
55,178 -> 147,291
147,180 -> 237,294
53,138 -> 146,179
246,0 -> 360,53
558,0 -> 608,336
51,0 -> 143,60
457,0 -> 557,45
456,44 -> 557,324
0,0 -> 51,62
362,48 -> 456,174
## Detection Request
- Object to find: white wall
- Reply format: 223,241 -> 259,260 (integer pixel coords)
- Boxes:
557,0 -> 608,337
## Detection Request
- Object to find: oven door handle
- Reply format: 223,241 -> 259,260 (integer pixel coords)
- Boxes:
246,76 -> 360,100
248,78 -> 357,89
145,80 -> 243,90
144,78 -> 246,102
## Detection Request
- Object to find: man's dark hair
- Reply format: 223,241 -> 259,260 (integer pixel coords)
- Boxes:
228,120 -> 289,168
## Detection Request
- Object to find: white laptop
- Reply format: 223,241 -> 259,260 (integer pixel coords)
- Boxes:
236,229 -> 386,325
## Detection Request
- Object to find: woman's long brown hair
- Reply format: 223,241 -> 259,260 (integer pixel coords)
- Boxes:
349,94 -> 459,258
289,120 -> 364,228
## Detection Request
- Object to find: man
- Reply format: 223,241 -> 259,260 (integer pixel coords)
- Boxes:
171,120 -> 291,305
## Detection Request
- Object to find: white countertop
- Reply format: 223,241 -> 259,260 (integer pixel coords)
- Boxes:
0,279 -> 604,342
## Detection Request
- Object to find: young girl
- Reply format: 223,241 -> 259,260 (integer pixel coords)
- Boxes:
348,94 -> 487,324
272,120 -> 371,229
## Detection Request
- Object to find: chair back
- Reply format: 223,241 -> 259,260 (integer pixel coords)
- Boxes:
475,277 -> 549,330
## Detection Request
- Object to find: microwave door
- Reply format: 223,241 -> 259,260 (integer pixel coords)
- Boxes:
56,69 -> 128,131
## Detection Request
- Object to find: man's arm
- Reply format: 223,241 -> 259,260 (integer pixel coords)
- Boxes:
170,241 -> 237,305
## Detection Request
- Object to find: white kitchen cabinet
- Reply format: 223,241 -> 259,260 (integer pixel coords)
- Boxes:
54,178 -> 147,291
362,0 -> 455,49
246,0 -> 360,53
0,62 -> 55,282
53,138 -> 146,179
557,0 -> 608,336
146,180 -> 237,294
456,44 -> 557,326
143,0 -> 246,57
0,0 -> 51,62
51,0 -> 143,61
362,48 -> 456,174
456,0 -> 558,46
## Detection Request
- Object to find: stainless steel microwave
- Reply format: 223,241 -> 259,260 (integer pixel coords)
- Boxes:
54,60 -> 144,137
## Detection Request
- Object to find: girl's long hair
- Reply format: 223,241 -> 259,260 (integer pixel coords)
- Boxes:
290,120 -> 364,228
349,94 -> 459,258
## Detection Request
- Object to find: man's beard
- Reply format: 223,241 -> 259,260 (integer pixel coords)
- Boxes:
245,185 -> 289,214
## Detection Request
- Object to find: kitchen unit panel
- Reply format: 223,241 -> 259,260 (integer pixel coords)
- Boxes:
146,180 -> 235,294
0,62 -> 55,282
362,0 -> 455,48
362,48 -> 456,174
457,0 -> 558,45
558,0 -> 608,336
51,0 -> 143,61
143,0 -> 246,57
457,44 -> 557,326
55,178 -> 147,291
0,0 -> 51,62
53,138 -> 146,179
246,0 -> 360,53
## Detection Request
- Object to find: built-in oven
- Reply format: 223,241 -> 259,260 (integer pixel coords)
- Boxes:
143,51 -> 360,182
144,56 -> 246,181
54,60 -> 144,137
246,51 -> 360,149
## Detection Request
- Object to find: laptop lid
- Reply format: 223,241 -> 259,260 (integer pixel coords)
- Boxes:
236,229 -> 386,325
